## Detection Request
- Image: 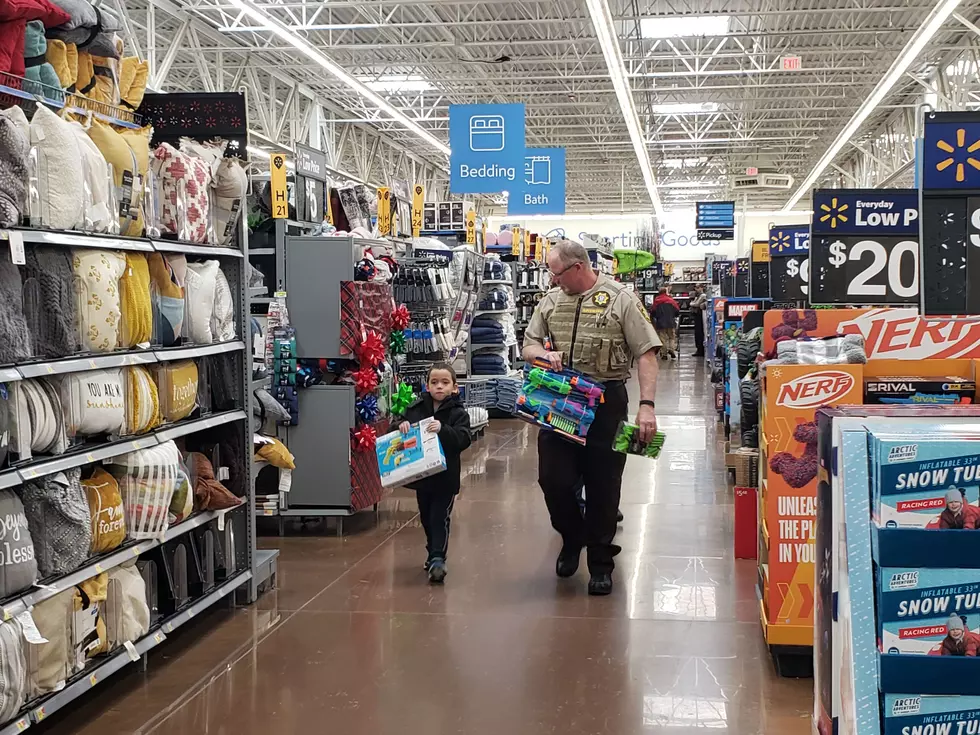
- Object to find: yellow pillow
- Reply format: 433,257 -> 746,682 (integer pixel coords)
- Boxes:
88,121 -> 148,237
119,253 -> 152,347
83,468 -> 126,554
73,574 -> 108,660
154,360 -> 198,422
119,126 -> 151,237
45,40 -> 77,89
120,57 -> 149,110
124,365 -> 160,435
254,437 -> 296,470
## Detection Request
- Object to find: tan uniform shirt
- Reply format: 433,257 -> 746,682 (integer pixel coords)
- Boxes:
523,274 -> 662,381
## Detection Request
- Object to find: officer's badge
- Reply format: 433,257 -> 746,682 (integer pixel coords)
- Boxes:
592,291 -> 611,308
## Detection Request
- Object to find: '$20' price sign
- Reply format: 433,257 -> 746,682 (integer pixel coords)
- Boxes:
810,236 -> 919,305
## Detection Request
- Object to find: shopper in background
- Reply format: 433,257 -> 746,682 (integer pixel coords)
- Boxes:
690,285 -> 708,357
396,363 -> 472,584
523,240 -> 661,596
652,287 -> 680,360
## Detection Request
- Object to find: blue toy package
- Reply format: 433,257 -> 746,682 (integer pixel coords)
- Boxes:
515,359 -> 605,444
870,432 -> 980,528
883,695 -> 980,735
375,418 -> 447,488
878,567 -> 980,655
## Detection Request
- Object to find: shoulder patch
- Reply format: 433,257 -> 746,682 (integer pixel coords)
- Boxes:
637,300 -> 652,322
592,291 -> 611,308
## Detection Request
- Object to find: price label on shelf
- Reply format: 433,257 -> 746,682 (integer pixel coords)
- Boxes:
809,236 -> 919,305
769,254 -> 809,302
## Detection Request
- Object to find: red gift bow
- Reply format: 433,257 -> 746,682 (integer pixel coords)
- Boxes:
356,330 -> 386,367
391,304 -> 411,331
353,425 -> 377,451
352,366 -> 379,395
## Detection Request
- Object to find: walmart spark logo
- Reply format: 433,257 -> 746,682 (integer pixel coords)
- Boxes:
818,197 -> 849,229
935,128 -> 980,183
770,230 -> 792,253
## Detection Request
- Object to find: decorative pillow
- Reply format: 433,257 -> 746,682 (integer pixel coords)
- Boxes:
12,378 -> 67,459
61,368 -> 124,437
26,588 -> 73,698
253,388 -> 290,428
169,462 -> 192,524
185,451 -> 242,511
24,21 -> 60,89
0,107 -> 29,228
100,562 -> 149,651
87,121 -> 142,236
77,42 -> 121,106
167,254 -> 187,286
21,468 -> 92,576
119,57 -> 148,111
0,618 -> 26,723
0,383 -> 10,468
123,365 -> 159,435
212,266 -> 236,342
118,126 -> 151,237
0,489 -> 38,597
47,0 -> 97,33
151,143 -> 212,244
107,440 -> 179,540
147,253 -> 183,347
153,360 -> 197,423
67,120 -> 112,232
45,38 -> 76,89
22,245 -> 74,358
119,253 -> 152,347
47,0 -> 121,58
82,467 -> 125,553
0,244 -> 33,362
212,158 -> 247,245
73,248 -> 126,352
30,105 -> 83,230
184,260 -> 218,344
71,573 -> 106,669
254,436 -> 295,470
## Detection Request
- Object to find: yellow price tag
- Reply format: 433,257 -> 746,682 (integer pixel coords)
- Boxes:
132,546 -> 141,557
269,153 -> 288,219
465,210 -> 476,245
89,673 -> 98,687
411,184 -> 424,238
376,187 -> 391,236
154,632 -> 164,644
16,718 -> 27,731
95,564 -> 103,574
35,707 -> 45,721
2,609 -> 11,621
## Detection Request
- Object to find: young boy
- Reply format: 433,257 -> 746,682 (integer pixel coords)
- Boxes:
396,363 -> 472,584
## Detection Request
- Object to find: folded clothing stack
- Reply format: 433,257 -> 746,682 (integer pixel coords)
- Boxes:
471,353 -> 509,376
492,376 -> 520,413
478,287 -> 512,312
471,324 -> 505,344
483,259 -> 511,282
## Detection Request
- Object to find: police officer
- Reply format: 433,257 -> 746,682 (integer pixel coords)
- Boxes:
522,240 -> 661,596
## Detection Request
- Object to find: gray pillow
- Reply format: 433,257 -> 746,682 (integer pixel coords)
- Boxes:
22,469 -> 92,577
0,113 -> 28,228
0,489 -> 38,597
253,388 -> 290,432
0,618 -> 26,722
47,3 -> 122,58
0,245 -> 32,364
47,0 -> 97,32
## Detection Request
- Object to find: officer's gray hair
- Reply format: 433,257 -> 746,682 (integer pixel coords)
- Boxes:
551,239 -> 589,267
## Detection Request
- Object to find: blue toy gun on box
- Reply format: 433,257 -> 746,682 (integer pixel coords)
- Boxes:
516,358 -> 605,444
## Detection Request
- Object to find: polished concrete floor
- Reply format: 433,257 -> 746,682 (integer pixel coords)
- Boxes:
42,337 -> 814,734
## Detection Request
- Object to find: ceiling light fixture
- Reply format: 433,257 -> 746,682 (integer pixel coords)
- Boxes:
585,0 -> 663,217
662,156 -> 708,169
226,0 -> 450,157
651,102 -> 720,115
362,75 -> 434,94
782,0 -> 962,211
641,15 -> 730,39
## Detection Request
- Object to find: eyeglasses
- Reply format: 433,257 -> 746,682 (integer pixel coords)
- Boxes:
549,261 -> 581,280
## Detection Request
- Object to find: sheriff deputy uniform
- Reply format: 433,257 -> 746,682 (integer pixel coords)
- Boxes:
523,273 -> 662,575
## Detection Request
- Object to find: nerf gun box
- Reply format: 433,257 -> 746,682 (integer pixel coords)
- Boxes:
865,376 -> 975,406
883,695 -> 980,735
612,422 -> 666,459
516,359 -> 605,444
870,434 -> 980,528
877,567 -> 980,654
376,418 -> 447,488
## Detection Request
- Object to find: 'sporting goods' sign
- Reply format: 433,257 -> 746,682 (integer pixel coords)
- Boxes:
507,147 -> 566,216
449,103 -> 526,194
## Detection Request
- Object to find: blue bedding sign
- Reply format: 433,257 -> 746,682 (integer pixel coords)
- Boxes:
449,103 -> 526,194
507,147 -> 566,215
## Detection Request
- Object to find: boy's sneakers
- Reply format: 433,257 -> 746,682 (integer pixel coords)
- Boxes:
427,559 -> 447,584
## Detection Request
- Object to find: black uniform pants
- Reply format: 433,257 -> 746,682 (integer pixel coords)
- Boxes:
417,488 -> 456,562
693,311 -> 705,354
537,382 -> 628,575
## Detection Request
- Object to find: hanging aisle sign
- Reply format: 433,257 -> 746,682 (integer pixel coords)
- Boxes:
507,147 -> 566,215
411,184 -> 424,237
449,103 -> 526,194
768,225 -> 809,302
269,153 -> 288,219
377,187 -> 391,236
920,111 -> 980,315
809,189 -> 919,305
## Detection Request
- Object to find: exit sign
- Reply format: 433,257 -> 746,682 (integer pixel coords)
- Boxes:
781,55 -> 802,71
746,167 -> 759,176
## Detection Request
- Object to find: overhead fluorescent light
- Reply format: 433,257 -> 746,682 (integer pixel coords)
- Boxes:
662,156 -> 708,169
652,102 -> 719,115
783,0 -> 962,211
663,188 -> 715,195
220,22 -> 382,32
641,15 -> 730,39
362,75 -> 434,94
664,180 -> 724,188
585,0 -> 663,217
226,0 -> 450,158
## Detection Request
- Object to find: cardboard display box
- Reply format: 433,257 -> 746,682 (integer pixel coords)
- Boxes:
376,418 -> 447,488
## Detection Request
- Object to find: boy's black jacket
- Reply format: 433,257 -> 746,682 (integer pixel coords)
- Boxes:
396,393 -> 472,494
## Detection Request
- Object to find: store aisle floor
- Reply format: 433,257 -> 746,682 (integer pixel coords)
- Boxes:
44,339 -> 813,734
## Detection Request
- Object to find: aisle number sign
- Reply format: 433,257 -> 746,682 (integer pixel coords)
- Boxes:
524,229 -> 532,257
325,188 -> 333,226
534,236 -> 543,261
377,187 -> 391,236
269,154 -> 288,219
512,227 -> 521,256
411,184 -> 424,237
465,210 -> 476,244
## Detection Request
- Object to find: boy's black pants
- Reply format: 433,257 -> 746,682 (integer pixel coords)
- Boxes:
417,488 -> 456,561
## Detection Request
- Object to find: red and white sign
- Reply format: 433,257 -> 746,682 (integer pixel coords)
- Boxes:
899,625 -> 947,639
896,497 -> 946,513
837,308 -> 980,360
728,303 -> 761,319
746,167 -> 759,176
776,370 -> 856,408
781,55 -> 802,71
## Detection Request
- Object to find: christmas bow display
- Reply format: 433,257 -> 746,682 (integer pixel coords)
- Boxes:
356,330 -> 386,368
353,424 -> 377,451
390,381 -> 417,415
391,304 -> 411,330
389,330 -> 406,355
356,394 -> 379,423
352,366 -> 379,395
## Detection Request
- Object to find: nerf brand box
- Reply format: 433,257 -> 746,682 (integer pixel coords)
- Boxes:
516,361 -> 605,444
376,418 -> 447,488
878,567 -> 980,655
883,695 -> 980,735
865,376 -> 975,406
871,435 -> 980,528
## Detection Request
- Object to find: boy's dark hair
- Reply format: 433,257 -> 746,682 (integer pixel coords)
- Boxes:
427,362 -> 457,384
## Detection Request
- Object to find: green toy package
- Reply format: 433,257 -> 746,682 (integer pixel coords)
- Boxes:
612,421 -> 666,459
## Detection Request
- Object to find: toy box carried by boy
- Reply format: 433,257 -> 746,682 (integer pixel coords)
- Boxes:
516,359 -> 605,445
865,376 -> 975,406
877,567 -> 980,655
883,695 -> 980,735
375,418 -> 447,488
871,434 -> 980,528
612,422 -> 666,459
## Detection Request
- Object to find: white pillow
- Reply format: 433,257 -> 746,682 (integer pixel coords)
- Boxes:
30,106 -> 84,230
212,266 -> 236,342
61,369 -> 125,437
108,440 -> 180,540
73,249 -> 126,352
104,562 -> 150,649
184,260 -> 218,344
12,380 -> 67,459
67,122 -> 112,232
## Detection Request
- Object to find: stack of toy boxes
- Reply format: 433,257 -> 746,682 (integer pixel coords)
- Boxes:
515,360 -> 605,444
